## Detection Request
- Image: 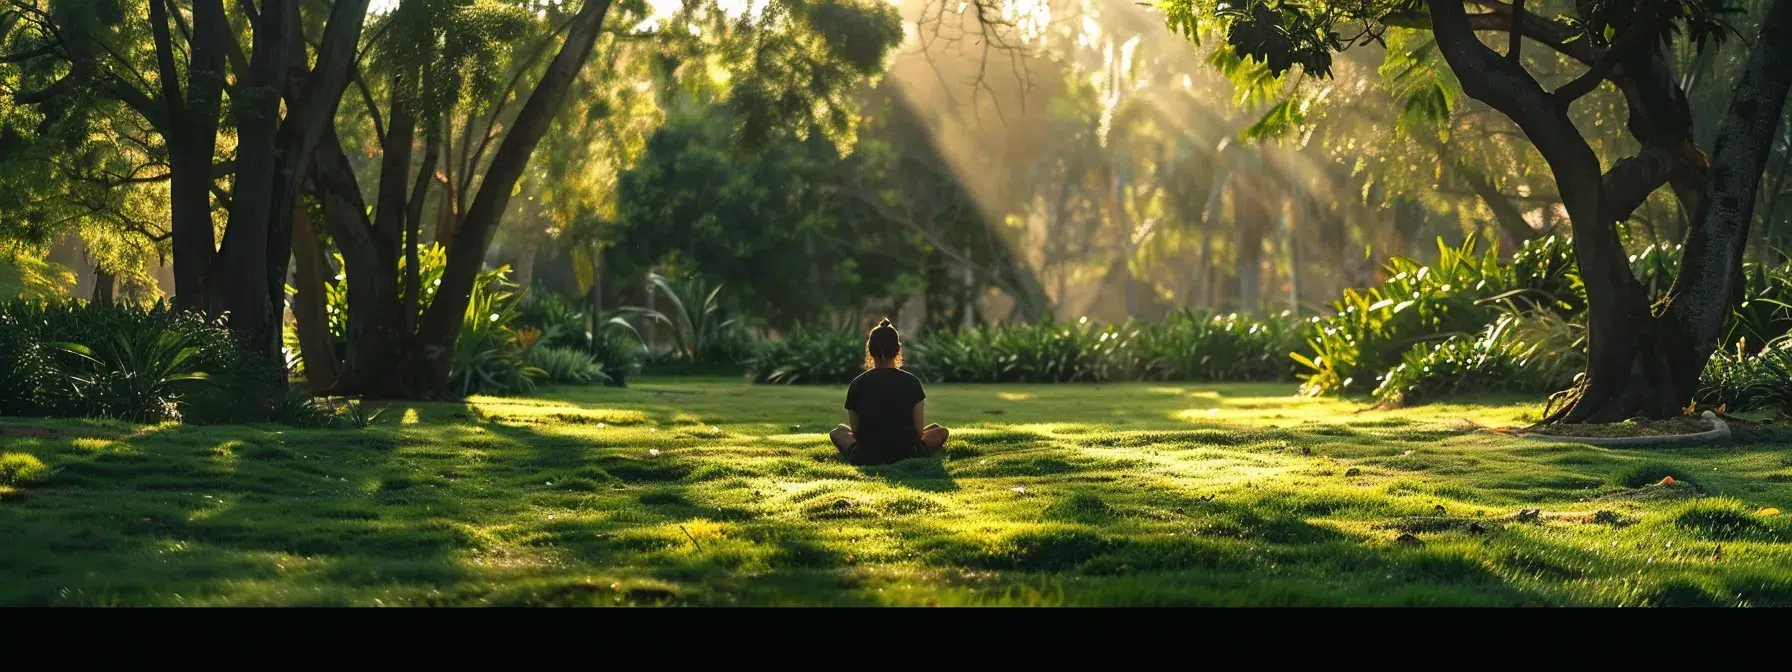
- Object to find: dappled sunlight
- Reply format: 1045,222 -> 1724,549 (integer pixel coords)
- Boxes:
5,0 -> 1788,610
70,437 -> 120,453
4,378 -> 1792,605
207,440 -> 242,476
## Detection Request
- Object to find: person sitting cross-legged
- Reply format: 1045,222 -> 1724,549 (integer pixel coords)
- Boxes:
828,319 -> 948,465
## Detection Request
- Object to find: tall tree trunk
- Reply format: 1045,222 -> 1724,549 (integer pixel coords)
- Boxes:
410,0 -> 614,397
1448,154 -> 1540,246
1656,0 -> 1792,401
1193,172 -> 1227,310
1234,182 -> 1267,314
960,264 -> 976,329
987,243 -> 1051,323
308,129 -> 405,398
1391,197 -> 1426,258
264,0 -> 371,356
1286,197 -> 1301,314
591,247 -> 612,349
584,244 -> 604,346
162,0 -> 230,310
1428,0 -> 1792,422
1111,165 -> 1137,316
212,0 -> 293,358
291,198 -> 340,392
405,121 -> 440,335
91,267 -> 115,305
436,111 -> 462,252
513,242 -> 539,291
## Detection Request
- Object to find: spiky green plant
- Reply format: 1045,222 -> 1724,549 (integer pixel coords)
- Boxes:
530,346 -> 610,385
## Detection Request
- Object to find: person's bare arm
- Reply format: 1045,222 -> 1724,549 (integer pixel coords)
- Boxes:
847,410 -> 860,433
912,400 -> 926,434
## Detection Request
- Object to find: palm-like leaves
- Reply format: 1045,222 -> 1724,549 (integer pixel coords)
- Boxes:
623,271 -> 739,362
50,325 -> 212,422
448,271 -> 545,397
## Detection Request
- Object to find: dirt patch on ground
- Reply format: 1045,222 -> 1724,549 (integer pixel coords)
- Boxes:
1522,416 -> 1713,439
1725,417 -> 1792,444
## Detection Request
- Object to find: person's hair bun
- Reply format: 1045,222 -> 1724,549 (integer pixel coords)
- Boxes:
878,318 -> 893,328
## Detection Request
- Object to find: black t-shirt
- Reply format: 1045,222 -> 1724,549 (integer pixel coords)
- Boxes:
844,367 -> 927,464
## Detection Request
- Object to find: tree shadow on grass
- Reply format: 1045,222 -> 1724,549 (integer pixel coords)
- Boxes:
880,488 -> 1561,605
0,409 -> 487,605
14,385 -> 1784,606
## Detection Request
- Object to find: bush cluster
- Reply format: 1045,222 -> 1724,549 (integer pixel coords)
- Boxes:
745,310 -> 1303,385
0,300 -> 281,423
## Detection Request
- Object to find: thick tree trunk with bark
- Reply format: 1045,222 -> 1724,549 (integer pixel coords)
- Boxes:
263,0 -> 371,357
161,0 -> 230,310
1655,0 -> 1792,399
212,0 -> 292,357
291,199 -> 340,392
308,128 -> 398,398
409,0 -> 614,396
91,267 -> 115,305
1424,0 -> 1792,422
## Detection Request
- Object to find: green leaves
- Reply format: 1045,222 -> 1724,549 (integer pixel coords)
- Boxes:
621,270 -> 744,363
1398,84 -> 1452,138
613,103 -> 932,328
373,0 -> 540,121
1295,234 -> 1584,397
528,345 -> 610,384
2,299 -> 261,423
1378,28 -> 1459,141
1570,0 -> 1747,54
448,263 -> 542,397
748,312 -> 1305,386
1217,0 -> 1337,78
1373,312 -> 1587,407
721,0 -> 903,151
1242,96 -> 1308,141
1699,334 -> 1792,415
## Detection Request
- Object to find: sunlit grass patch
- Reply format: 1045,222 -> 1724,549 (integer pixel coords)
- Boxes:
1,378 -> 1790,605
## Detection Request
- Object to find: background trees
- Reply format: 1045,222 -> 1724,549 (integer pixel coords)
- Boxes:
1157,0 -> 1792,421
3,0 -> 1789,419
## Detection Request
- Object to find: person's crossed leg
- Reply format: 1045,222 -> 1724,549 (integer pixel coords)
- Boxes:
830,423 -> 949,459
920,423 -> 949,451
829,424 -> 855,455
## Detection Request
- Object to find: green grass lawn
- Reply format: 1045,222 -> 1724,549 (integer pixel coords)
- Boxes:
3,377 -> 1791,606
